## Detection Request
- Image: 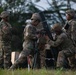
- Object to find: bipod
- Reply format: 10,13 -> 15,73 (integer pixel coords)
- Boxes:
32,40 -> 39,69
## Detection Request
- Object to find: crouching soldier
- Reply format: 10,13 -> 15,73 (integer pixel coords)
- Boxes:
46,23 -> 76,69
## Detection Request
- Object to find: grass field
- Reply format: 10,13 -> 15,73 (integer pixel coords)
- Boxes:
0,68 -> 76,75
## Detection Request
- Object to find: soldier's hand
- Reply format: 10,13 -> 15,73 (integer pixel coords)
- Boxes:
45,35 -> 49,40
2,26 -> 9,31
36,34 -> 41,38
33,36 -> 38,41
2,26 -> 11,34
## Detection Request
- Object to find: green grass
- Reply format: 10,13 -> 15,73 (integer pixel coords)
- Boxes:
0,68 -> 76,75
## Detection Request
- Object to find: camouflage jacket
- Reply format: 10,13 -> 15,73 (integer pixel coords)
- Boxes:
23,24 -> 37,50
66,19 -> 76,44
0,19 -> 12,42
48,32 -> 75,52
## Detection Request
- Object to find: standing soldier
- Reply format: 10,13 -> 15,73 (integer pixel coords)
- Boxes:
31,13 -> 47,68
46,23 -> 76,69
9,13 -> 41,70
36,22 -> 47,68
0,11 -> 12,69
64,9 -> 76,68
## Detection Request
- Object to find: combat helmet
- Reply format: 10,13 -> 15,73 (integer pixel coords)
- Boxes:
0,11 -> 9,18
66,9 -> 75,17
31,13 -> 41,21
52,23 -> 62,32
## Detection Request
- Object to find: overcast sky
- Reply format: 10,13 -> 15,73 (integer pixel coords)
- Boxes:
32,0 -> 51,10
2,0 -> 76,10
32,0 -> 76,10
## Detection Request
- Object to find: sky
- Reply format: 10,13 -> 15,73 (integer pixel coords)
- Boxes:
2,0 -> 76,10
32,0 -> 76,10
32,0 -> 51,11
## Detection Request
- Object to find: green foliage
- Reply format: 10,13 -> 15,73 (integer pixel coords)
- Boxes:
0,69 -> 76,75
0,7 -> 3,13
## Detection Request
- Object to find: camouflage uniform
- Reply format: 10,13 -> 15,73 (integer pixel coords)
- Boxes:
64,9 -> 76,68
9,13 -> 41,70
65,9 -> 76,43
38,36 -> 46,68
31,13 -> 47,68
0,11 -> 12,69
47,23 -> 76,68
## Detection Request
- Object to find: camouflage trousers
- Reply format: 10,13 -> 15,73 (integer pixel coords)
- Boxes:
39,50 -> 46,68
30,48 -> 46,69
68,54 -> 76,68
37,44 -> 46,68
9,49 -> 34,70
57,49 -> 75,68
0,42 -> 12,69
9,46 -> 46,70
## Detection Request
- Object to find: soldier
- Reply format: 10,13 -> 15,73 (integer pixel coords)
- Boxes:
46,23 -> 76,69
9,13 -> 41,70
0,11 -> 12,69
64,9 -> 76,40
64,9 -> 76,68
36,23 -> 47,68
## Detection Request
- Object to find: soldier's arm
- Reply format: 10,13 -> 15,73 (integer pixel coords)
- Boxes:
1,21 -> 12,34
71,21 -> 76,42
48,34 -> 64,47
25,25 -> 37,40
